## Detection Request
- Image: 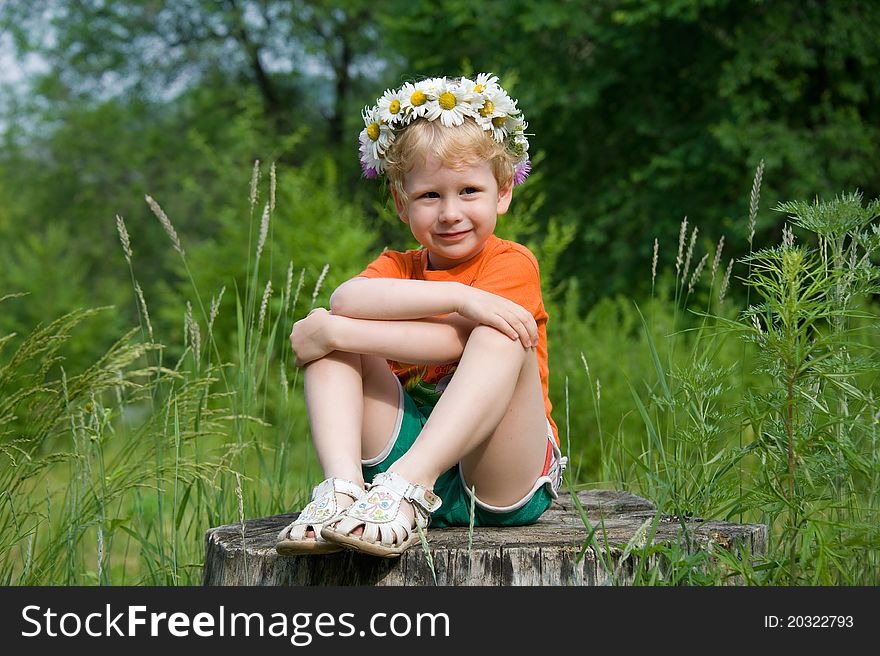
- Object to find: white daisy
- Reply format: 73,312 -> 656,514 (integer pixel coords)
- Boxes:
361,105 -> 393,152
400,79 -> 435,119
456,75 -> 496,110
420,77 -> 443,99
376,87 -> 407,124
423,78 -> 473,127
474,88 -> 518,136
458,75 -> 477,93
358,129 -> 383,176
488,110 -> 525,143
472,73 -> 500,95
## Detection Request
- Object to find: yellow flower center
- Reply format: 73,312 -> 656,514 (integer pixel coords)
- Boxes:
411,90 -> 427,106
439,91 -> 457,110
492,116 -> 506,127
480,100 -> 495,117
367,123 -> 380,141
389,99 -> 401,114
474,84 -> 486,93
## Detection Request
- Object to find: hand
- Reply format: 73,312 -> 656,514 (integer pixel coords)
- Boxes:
455,287 -> 538,349
289,308 -> 335,367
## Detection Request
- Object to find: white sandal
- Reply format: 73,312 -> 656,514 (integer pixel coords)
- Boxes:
276,477 -> 365,555
320,471 -> 442,558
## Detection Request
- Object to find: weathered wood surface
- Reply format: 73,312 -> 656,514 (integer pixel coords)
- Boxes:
203,489 -> 766,586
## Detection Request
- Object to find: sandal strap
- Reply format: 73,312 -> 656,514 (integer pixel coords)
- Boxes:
277,477 -> 364,541
371,471 -> 442,515
312,477 -> 365,502
324,472 -> 443,553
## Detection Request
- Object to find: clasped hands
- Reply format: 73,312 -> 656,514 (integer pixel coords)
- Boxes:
289,287 -> 538,368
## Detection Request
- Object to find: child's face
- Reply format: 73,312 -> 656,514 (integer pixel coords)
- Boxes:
393,155 -> 512,270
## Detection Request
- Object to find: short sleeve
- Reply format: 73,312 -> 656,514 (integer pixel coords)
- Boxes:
358,250 -> 411,279
473,247 -> 543,318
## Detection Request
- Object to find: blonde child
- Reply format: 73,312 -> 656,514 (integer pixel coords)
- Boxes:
276,74 -> 566,558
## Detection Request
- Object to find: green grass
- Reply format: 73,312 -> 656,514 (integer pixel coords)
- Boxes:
1,163 -> 877,585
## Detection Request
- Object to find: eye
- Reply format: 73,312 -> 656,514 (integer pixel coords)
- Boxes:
462,187 -> 479,195
421,191 -> 440,199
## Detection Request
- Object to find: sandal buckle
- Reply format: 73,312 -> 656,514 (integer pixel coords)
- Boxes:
408,486 -> 442,513
371,472 -> 443,514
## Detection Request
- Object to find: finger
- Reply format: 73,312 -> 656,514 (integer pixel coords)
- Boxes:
523,314 -> 538,347
499,307 -> 529,346
514,310 -> 538,347
492,315 -> 519,341
511,320 -> 531,349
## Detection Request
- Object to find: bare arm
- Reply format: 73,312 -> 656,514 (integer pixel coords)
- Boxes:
329,277 -> 464,320
330,313 -> 477,364
289,308 -> 478,367
329,277 -> 538,347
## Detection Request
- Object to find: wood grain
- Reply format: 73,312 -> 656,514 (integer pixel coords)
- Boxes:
203,489 -> 766,586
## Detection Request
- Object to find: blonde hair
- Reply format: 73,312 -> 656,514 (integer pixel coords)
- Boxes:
384,118 -> 517,206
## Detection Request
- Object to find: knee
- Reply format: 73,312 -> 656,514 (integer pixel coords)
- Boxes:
302,349 -> 360,371
465,324 -> 529,361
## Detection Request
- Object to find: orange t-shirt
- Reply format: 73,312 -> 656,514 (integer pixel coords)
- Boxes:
357,234 -> 559,446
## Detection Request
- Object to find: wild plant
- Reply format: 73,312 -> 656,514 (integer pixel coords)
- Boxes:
724,192 -> 880,584
0,161 -> 329,584
582,167 -> 879,584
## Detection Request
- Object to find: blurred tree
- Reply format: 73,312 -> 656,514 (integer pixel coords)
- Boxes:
1,0 -> 878,324
0,0 -> 384,150
381,0 -> 880,304
0,0 -> 391,366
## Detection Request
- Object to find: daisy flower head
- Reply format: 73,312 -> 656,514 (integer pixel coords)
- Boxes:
358,105 -> 393,177
455,74 -> 498,108
376,87 -> 407,125
486,106 -> 526,143
458,76 -> 477,97
472,73 -> 500,95
423,77 -> 473,127
474,87 -> 518,138
361,105 -> 393,151
400,79 -> 435,119
358,129 -> 382,178
456,76 -> 485,105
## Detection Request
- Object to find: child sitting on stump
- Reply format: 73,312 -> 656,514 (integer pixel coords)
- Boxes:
277,74 -> 566,558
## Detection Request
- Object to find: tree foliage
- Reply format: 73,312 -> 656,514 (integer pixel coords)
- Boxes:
382,0 -> 880,300
1,0 -> 878,356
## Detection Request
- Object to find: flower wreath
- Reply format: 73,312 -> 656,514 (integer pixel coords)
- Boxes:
358,73 -> 531,185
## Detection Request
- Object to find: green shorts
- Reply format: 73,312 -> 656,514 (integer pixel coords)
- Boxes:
361,378 -> 566,528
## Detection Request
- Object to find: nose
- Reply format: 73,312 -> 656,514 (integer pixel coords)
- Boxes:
438,197 -> 463,223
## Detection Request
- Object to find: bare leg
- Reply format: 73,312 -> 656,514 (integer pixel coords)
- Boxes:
302,351 -> 400,528
390,324 -> 548,507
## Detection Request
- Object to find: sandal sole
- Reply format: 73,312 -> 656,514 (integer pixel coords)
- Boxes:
320,527 -> 420,558
275,539 -> 343,556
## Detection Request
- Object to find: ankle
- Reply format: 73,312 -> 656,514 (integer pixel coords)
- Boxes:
386,462 -> 436,492
322,470 -> 364,489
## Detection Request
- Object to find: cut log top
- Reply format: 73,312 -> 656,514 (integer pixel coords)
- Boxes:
203,489 -> 767,586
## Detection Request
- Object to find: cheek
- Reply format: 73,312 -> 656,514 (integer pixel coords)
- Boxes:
407,216 -> 431,239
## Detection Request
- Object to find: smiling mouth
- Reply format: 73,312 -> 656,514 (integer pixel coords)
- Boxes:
436,229 -> 471,240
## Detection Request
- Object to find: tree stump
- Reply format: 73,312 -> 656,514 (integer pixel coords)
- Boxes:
203,489 -> 766,586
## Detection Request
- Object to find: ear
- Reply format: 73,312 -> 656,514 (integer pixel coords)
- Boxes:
496,183 -> 513,216
391,187 -> 409,224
